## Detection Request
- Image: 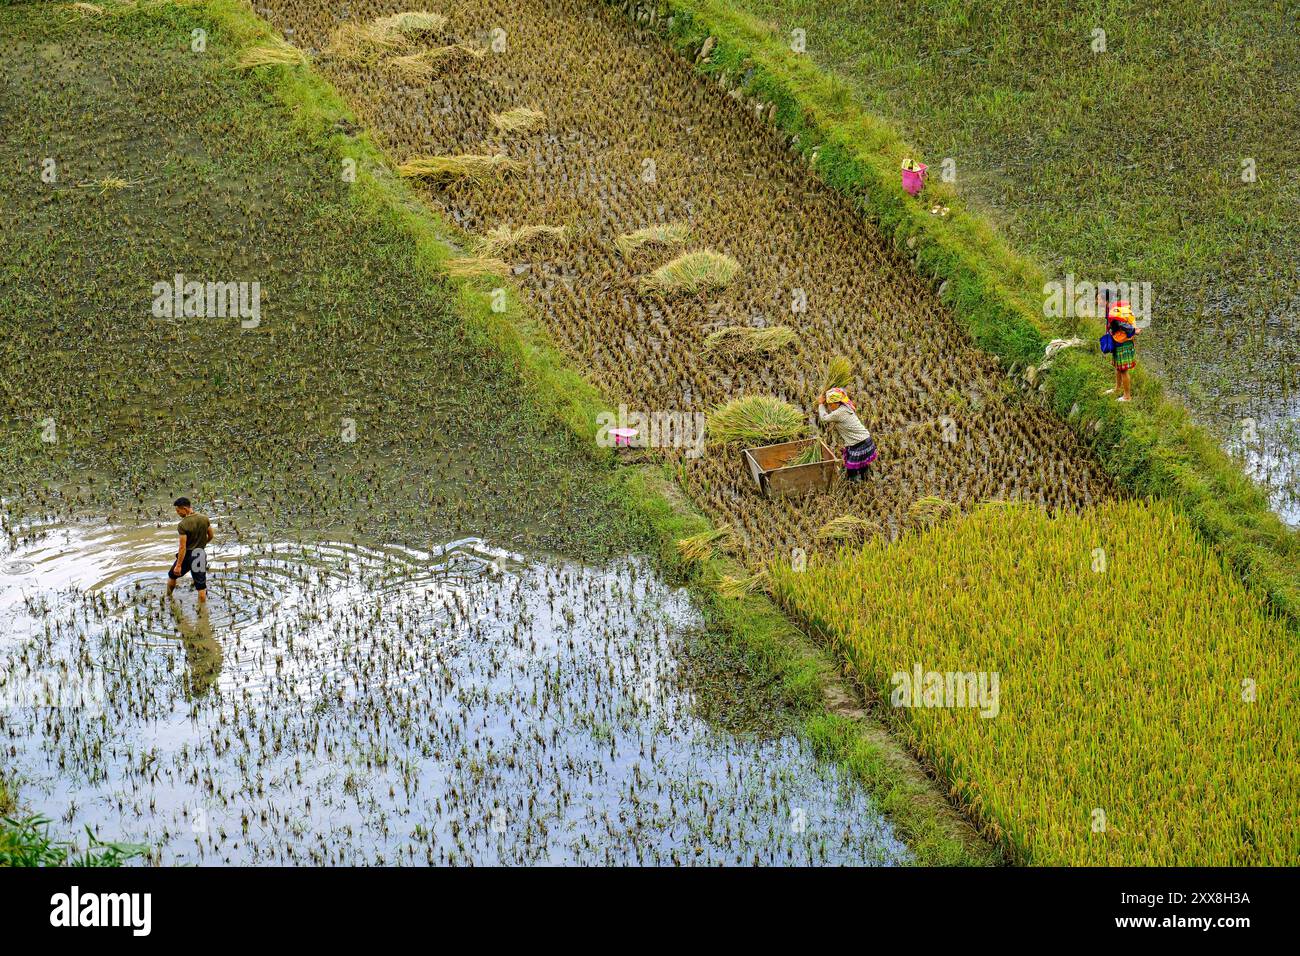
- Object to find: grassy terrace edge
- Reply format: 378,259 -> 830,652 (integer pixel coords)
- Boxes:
608,0 -> 1300,628
57,0 -> 994,866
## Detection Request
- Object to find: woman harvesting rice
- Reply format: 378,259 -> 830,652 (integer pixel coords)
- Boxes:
817,387 -> 877,481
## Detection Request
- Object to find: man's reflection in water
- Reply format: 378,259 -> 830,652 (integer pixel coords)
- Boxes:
168,601 -> 222,698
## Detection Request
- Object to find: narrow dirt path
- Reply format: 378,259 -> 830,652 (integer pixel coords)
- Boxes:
264,0 -> 1111,562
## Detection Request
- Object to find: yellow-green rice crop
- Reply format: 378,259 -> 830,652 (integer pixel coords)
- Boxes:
771,500 -> 1300,865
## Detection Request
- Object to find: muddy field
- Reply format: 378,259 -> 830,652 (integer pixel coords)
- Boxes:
256,0 -> 1114,563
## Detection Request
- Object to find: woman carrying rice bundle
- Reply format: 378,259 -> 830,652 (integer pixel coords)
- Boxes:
817,387 -> 877,482
1106,300 -> 1140,402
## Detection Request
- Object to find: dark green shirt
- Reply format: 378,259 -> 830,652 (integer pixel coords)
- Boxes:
177,513 -> 210,552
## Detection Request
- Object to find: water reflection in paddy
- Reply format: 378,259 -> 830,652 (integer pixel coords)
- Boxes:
0,517 -> 907,866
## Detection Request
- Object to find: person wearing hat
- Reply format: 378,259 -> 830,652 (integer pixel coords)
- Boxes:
1106,300 -> 1140,402
817,387 -> 877,481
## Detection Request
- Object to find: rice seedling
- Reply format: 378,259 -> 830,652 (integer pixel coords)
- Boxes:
490,107 -> 546,133
816,515 -> 877,541
703,325 -> 796,358
387,44 -> 484,81
639,250 -> 739,296
706,396 -> 806,446
236,37 -> 306,70
771,500 -> 1300,865
480,224 -> 566,258
819,355 -> 853,393
442,256 -> 510,278
614,222 -> 690,259
675,524 -> 734,564
397,154 -> 522,182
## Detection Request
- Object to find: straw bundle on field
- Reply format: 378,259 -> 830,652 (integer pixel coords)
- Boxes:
816,515 -> 879,541
76,176 -> 139,194
387,44 -> 484,80
707,396 -> 806,445
237,37 -> 307,70
639,250 -> 740,296
328,22 -> 406,62
370,10 -> 448,38
703,325 -> 796,358
788,442 -> 824,466
397,154 -> 522,182
490,108 -> 546,133
615,222 -> 690,259
480,224 -> 566,257
716,570 -> 768,598
675,525 -> 733,564
328,12 -> 447,63
442,256 -> 510,278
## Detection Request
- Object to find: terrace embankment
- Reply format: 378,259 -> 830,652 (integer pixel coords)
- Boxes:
259,0 -> 1113,565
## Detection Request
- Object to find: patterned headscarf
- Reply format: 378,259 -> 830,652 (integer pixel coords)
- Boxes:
825,388 -> 856,411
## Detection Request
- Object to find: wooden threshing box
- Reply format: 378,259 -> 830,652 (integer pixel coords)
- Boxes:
742,438 -> 838,498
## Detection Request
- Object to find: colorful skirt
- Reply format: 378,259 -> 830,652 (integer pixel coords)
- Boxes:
1112,339 -> 1136,372
843,437 -> 878,471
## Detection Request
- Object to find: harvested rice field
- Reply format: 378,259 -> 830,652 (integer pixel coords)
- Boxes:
257,0 -> 1113,564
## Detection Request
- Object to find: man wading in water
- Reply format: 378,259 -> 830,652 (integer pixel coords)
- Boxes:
167,497 -> 213,603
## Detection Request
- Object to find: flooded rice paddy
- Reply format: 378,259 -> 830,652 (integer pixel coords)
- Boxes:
0,514 -> 907,865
